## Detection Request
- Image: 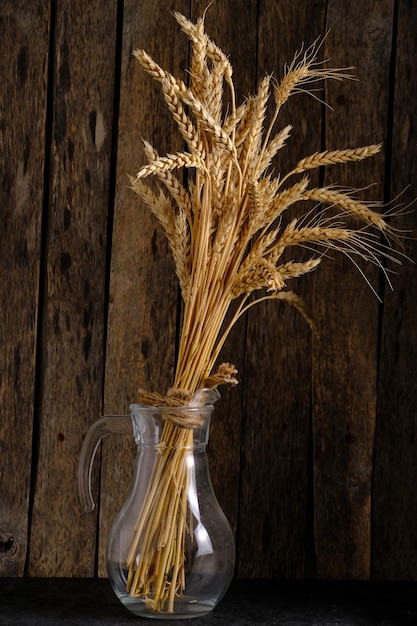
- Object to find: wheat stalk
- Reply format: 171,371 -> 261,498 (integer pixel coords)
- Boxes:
135,152 -> 208,179
294,144 -> 382,173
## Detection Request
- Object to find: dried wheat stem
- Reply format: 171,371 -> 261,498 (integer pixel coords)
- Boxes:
276,258 -> 322,280
161,79 -> 205,157
134,49 -> 237,158
279,220 -> 352,248
276,144 -> 382,191
141,139 -> 194,223
240,75 -> 271,180
190,17 -> 209,104
274,37 -> 354,110
136,152 -> 208,179
294,144 -> 382,173
303,187 -> 388,230
254,124 -> 292,179
174,10 -> 232,79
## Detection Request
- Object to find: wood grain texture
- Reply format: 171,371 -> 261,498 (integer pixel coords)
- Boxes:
1,0 -> 417,582
27,0 -> 117,576
237,0 -> 327,578
0,0 -> 50,576
372,0 -> 417,580
312,0 -> 395,578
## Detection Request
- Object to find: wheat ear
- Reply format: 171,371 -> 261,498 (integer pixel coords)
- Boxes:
293,144 -> 382,173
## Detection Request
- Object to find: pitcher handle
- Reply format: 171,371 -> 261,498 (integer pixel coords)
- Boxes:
78,414 -> 132,512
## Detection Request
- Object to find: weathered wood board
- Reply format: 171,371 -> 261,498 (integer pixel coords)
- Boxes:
1,0 -> 416,581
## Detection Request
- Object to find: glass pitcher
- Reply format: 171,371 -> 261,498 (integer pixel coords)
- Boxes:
78,388 -> 235,619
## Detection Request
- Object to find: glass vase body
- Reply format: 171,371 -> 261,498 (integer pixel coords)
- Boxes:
78,389 -> 235,619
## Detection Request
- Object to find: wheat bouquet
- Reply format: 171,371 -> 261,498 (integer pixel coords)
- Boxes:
124,10 -> 402,613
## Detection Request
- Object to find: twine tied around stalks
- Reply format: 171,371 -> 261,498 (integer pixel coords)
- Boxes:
137,363 -> 238,429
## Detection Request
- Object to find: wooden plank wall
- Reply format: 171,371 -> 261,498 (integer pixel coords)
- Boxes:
1,0 -> 416,580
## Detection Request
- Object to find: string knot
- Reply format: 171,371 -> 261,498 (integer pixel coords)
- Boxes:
137,363 -> 238,428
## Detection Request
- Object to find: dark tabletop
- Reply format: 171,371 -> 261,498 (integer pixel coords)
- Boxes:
1,578 -> 416,625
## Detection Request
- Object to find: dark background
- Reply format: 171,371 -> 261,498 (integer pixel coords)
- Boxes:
1,0 -> 416,581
